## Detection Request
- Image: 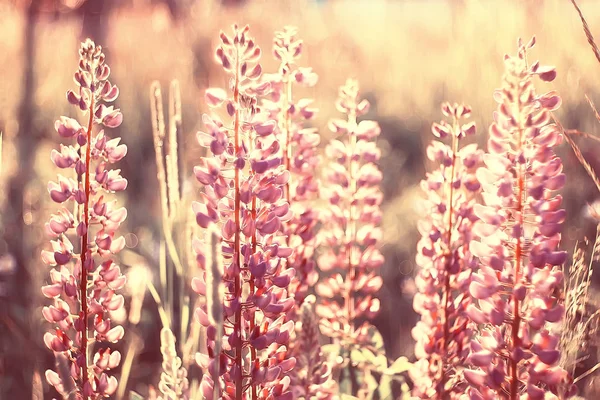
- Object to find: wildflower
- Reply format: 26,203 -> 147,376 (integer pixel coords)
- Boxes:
465,38 -> 575,399
191,25 -> 296,399
42,39 -> 127,398
411,102 -> 482,398
261,26 -> 320,306
317,79 -> 384,346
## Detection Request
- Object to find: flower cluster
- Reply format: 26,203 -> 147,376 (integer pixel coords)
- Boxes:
316,79 -> 384,345
42,39 -> 127,398
411,103 -> 482,399
191,25 -> 296,399
289,296 -> 338,399
464,38 -> 574,399
261,26 -> 320,306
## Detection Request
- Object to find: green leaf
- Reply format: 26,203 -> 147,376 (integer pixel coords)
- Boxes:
399,381 -> 411,399
363,348 -> 378,364
129,391 -> 144,400
338,368 -> 353,394
378,374 -> 394,400
321,343 -> 341,358
384,356 -> 411,375
368,326 -> 385,351
364,370 -> 379,400
350,348 -> 368,364
351,347 -> 386,370
373,352 -> 388,369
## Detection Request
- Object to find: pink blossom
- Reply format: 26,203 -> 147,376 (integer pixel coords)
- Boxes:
259,27 -> 321,308
317,79 -> 383,346
42,39 -> 126,399
411,102 -> 483,398
192,25 -> 295,399
465,38 -> 576,399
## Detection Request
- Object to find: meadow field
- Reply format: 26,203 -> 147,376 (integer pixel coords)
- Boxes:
2,0 -> 600,398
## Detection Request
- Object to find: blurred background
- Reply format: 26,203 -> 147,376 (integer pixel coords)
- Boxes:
2,0 -> 600,398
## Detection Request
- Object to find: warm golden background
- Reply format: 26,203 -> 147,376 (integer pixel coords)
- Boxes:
2,0 -> 600,398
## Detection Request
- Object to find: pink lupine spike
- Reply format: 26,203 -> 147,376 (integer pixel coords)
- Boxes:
411,102 -> 483,399
42,39 -> 127,399
192,25 -> 296,399
464,39 -> 576,399
259,27 -> 321,311
316,79 -> 384,364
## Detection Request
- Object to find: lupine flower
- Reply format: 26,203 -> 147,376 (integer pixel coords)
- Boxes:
261,28 -> 337,398
316,79 -> 384,346
289,295 -> 339,400
261,26 -> 320,306
465,38 -> 575,399
42,39 -> 127,398
191,25 -> 296,399
410,102 -> 482,399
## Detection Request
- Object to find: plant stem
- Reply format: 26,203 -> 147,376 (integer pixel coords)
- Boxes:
80,96 -> 94,389
345,110 -> 359,395
233,49 -> 244,400
283,77 -> 292,204
250,131 -> 258,400
439,123 -> 459,397
510,100 -> 524,400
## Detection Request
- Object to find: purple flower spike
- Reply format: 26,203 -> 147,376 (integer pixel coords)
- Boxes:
259,27 -> 321,308
192,25 -> 295,399
317,79 -> 384,347
411,102 -> 483,398
465,38 -> 576,399
42,39 -> 127,398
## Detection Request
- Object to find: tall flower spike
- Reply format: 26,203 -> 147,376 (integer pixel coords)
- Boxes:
42,39 -> 127,398
465,38 -> 576,399
317,79 -> 384,346
191,25 -> 296,400
262,26 -> 320,306
410,102 -> 482,399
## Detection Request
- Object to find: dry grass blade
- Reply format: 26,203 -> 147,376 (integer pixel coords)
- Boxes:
150,81 -> 171,229
560,225 -> 600,389
146,273 -> 171,330
150,81 -> 184,276
565,129 -> 600,144
575,362 -> 600,385
205,225 -> 223,328
204,224 -> 224,399
116,333 -> 144,400
158,327 -> 189,399
127,264 -> 150,325
553,115 -> 600,193
181,297 -> 202,370
31,369 -> 42,400
167,80 -> 182,210
570,0 -> 600,64
561,238 -> 592,374
55,353 -> 76,400
585,94 -> 600,125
